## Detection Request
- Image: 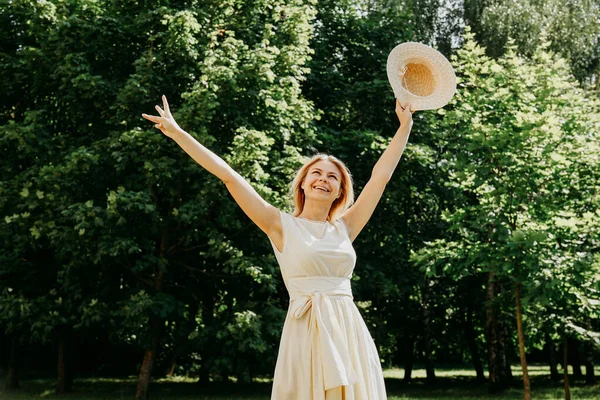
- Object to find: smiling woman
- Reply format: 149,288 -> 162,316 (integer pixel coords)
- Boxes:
142,95 -> 414,400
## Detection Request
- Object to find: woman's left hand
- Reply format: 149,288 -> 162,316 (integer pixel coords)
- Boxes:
395,99 -> 414,128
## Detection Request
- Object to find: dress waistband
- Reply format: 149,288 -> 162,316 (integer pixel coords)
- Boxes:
288,276 -> 353,311
287,276 -> 357,391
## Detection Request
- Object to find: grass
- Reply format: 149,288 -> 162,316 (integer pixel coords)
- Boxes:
1,366 -> 599,399
382,365 -> 600,399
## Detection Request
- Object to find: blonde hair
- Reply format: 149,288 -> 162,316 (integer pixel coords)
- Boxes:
290,154 -> 354,221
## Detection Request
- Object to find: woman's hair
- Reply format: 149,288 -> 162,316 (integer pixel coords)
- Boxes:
290,154 -> 354,221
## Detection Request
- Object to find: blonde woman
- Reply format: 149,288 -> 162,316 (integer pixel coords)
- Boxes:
143,96 -> 414,400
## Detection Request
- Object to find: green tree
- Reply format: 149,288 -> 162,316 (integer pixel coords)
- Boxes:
413,28 -> 600,396
1,1 -> 319,398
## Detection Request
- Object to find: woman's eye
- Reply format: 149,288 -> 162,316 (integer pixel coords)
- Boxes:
329,175 -> 338,180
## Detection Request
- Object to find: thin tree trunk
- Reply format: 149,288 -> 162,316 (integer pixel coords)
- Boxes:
57,337 -> 68,393
165,302 -> 200,376
563,334 -> 571,400
197,297 -> 216,386
403,336 -> 415,383
464,301 -> 485,382
6,335 -> 20,390
198,362 -> 210,385
0,330 -> 4,368
487,272 -> 500,391
514,282 -> 531,400
56,326 -> 73,393
136,318 -> 162,400
569,338 -> 583,379
422,277 -> 436,385
136,221 -> 168,400
167,360 -> 176,377
583,340 -> 595,384
546,332 -> 560,381
486,272 -> 511,392
499,285 -> 514,381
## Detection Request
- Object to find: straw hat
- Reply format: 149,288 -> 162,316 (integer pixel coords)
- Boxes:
386,42 -> 456,111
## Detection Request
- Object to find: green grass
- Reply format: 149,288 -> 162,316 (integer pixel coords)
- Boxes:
383,365 -> 600,399
1,366 -> 599,400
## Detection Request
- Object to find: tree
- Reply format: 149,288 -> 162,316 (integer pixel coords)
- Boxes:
412,28 -> 600,397
1,0 -> 319,398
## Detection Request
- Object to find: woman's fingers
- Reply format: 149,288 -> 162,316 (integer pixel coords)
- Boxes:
398,101 -> 414,113
395,99 -> 403,112
396,99 -> 415,113
395,99 -> 411,112
162,95 -> 171,115
142,113 -> 162,124
155,105 -> 165,116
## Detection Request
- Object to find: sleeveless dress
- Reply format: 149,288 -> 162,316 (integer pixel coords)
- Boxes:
268,210 -> 387,400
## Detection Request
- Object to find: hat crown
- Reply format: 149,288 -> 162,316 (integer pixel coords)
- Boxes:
402,62 -> 436,97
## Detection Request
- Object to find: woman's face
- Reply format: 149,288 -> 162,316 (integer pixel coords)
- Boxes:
301,160 -> 343,203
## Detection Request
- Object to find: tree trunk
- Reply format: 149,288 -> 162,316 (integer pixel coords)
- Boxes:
164,302 -> 200,376
499,285 -> 514,381
569,338 -> 583,379
403,336 -> 415,383
514,282 -> 531,400
56,337 -> 68,393
422,277 -> 436,385
486,272 -> 511,392
137,225 -> 168,400
136,318 -> 162,400
464,301 -> 485,382
6,335 -> 20,390
197,298 -> 215,386
167,360 -> 176,377
583,340 -> 595,385
56,326 -> 73,394
197,360 -> 210,385
546,332 -> 560,381
563,334 -> 571,400
0,330 -> 4,368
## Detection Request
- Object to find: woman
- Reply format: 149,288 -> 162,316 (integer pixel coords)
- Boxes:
143,95 -> 413,400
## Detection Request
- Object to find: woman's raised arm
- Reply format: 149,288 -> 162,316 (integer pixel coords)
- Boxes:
341,99 -> 414,241
142,96 -> 282,247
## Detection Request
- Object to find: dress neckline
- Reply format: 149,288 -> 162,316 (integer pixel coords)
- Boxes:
295,216 -> 330,225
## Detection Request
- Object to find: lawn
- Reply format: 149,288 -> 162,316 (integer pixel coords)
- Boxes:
1,366 -> 599,400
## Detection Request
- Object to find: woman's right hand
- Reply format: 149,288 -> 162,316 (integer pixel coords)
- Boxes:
142,95 -> 182,139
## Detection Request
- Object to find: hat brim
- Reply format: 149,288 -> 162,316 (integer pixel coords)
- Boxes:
387,42 -> 456,111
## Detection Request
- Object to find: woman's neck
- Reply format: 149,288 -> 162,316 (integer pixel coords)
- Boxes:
298,201 -> 330,222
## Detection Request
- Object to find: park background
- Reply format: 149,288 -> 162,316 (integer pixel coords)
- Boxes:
1,0 -> 600,399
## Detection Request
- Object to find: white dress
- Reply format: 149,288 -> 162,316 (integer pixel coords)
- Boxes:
269,210 -> 387,400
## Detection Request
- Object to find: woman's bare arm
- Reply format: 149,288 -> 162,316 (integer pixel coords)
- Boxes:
341,99 -> 414,241
142,96 -> 282,249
